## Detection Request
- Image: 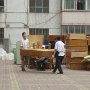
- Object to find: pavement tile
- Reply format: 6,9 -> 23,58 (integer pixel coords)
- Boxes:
0,60 -> 90,90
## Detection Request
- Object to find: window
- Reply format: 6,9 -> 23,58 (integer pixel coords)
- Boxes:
29,28 -> 49,39
69,26 -> 74,33
81,26 -> 85,33
87,0 -> 90,10
75,26 -> 81,33
62,26 -> 68,34
29,28 -> 36,35
0,0 -> 4,12
29,0 -> 49,13
77,0 -> 85,10
43,29 -> 49,39
36,28 -> 42,35
64,0 -> 86,10
0,28 -> 4,44
87,26 -> 90,34
64,0 -> 75,9
62,25 -> 86,34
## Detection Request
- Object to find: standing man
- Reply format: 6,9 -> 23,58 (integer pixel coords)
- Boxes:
20,32 -> 29,71
52,37 -> 65,74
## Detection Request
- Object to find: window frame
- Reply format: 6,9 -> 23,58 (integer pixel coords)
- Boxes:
0,0 -> 4,12
62,25 -> 87,34
62,0 -> 90,11
29,28 -> 49,39
29,0 -> 49,13
0,28 -> 4,44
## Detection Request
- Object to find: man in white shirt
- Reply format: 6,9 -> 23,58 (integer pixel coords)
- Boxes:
20,32 -> 29,49
52,37 -> 65,74
20,32 -> 29,71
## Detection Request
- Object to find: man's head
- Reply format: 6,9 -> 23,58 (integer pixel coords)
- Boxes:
56,36 -> 60,41
22,32 -> 27,40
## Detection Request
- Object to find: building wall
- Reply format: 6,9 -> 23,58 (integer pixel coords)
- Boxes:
61,0 -> 90,34
0,0 -> 61,50
62,12 -> 90,25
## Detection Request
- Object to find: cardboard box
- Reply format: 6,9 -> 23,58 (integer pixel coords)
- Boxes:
67,34 -> 86,40
66,39 -> 87,46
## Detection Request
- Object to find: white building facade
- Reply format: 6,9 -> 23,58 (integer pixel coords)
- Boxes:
0,0 -> 61,50
61,0 -> 90,34
0,0 -> 90,50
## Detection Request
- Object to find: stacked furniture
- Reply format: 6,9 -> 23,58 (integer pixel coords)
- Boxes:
87,34 -> 90,54
65,34 -> 88,70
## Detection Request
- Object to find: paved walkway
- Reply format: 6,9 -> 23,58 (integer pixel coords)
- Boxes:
0,60 -> 90,90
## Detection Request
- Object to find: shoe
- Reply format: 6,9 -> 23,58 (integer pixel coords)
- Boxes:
57,72 -> 63,74
22,68 -> 26,71
28,65 -> 31,69
52,71 -> 56,74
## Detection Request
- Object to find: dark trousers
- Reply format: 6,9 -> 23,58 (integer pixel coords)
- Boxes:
53,56 -> 64,73
21,56 -> 29,69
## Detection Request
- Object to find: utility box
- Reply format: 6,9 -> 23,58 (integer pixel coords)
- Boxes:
16,41 -> 21,64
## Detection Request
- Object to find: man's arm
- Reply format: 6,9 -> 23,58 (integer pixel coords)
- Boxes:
20,40 -> 23,49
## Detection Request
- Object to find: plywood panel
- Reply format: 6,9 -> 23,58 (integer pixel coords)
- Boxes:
67,34 -> 86,40
70,63 -> 83,70
27,35 -> 44,48
65,51 -> 88,58
66,57 -> 83,63
88,40 -> 90,45
71,52 -> 88,58
66,39 -> 87,46
66,46 -> 88,52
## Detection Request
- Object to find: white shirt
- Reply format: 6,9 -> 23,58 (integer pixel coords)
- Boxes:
20,38 -> 29,48
55,41 -> 65,56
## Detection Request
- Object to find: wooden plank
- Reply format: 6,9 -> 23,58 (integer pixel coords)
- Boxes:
27,35 -> 44,48
65,50 -> 71,58
65,57 -> 90,70
71,52 -> 88,58
88,40 -> 90,45
66,39 -> 87,46
65,57 -> 83,68
70,63 -> 83,70
67,34 -> 86,40
48,35 -> 67,42
48,35 -> 59,42
66,57 -> 83,63
65,51 -> 88,58
86,34 -> 90,39
66,63 -> 89,70
66,46 -> 88,52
